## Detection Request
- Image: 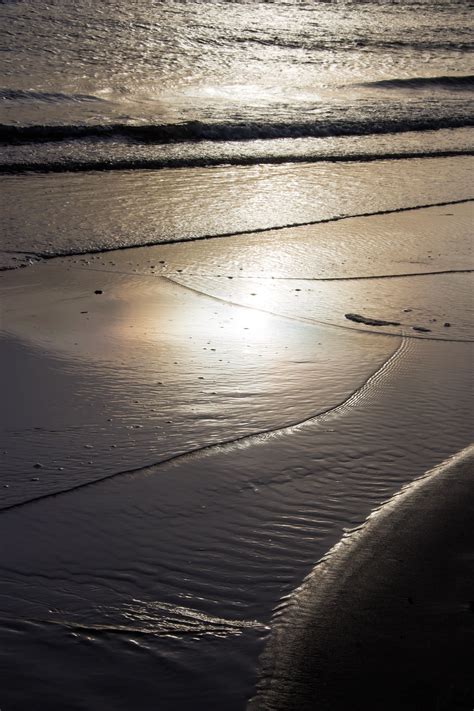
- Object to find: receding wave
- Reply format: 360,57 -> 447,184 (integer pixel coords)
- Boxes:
0,88 -> 106,104
1,149 -> 472,174
1,114 -> 472,145
232,35 -> 473,53
359,74 -> 474,91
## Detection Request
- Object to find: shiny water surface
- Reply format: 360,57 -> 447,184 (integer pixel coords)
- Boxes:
0,262 -> 393,506
2,0 -> 471,127
1,0 -> 472,177
1,157 -> 472,267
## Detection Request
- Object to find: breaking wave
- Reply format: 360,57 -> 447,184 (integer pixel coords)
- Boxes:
1,114 -> 472,145
359,74 -> 474,91
0,88 -> 106,104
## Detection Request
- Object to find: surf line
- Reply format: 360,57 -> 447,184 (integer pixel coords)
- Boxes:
1,149 -> 473,175
5,197 -> 472,263
0,338 -> 407,515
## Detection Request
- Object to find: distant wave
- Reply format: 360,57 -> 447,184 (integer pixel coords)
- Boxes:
232,36 -> 473,53
365,39 -> 473,52
1,115 -> 473,145
1,149 -> 472,174
359,74 -> 474,91
0,88 -> 105,104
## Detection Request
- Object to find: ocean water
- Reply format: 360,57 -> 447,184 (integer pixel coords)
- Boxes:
1,0 -> 473,175
1,0 -> 473,268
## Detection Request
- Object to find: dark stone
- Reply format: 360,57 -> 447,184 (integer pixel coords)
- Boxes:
345,313 -> 400,327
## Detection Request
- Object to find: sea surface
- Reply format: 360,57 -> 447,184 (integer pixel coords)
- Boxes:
0,2 -> 473,710
1,0 -> 473,268
1,0 -> 473,175
1,0 -> 473,269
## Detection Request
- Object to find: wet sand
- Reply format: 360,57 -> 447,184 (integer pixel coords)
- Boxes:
0,262 -> 393,506
249,446 -> 474,711
0,160 -> 473,709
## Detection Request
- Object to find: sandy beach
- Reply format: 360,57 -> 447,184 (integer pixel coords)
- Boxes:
1,2 -> 473,708
1,156 -> 473,709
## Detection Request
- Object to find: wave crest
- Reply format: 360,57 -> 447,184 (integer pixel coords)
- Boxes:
0,88 -> 105,104
358,74 -> 474,91
1,114 -> 472,145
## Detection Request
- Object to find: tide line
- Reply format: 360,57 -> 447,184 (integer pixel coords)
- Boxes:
0,338 -> 406,514
2,198 -> 472,264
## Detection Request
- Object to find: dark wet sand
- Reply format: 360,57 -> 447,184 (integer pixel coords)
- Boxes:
0,175 -> 472,709
249,446 -> 474,711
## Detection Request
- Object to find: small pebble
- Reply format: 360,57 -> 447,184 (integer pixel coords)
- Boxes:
33,463 -> 43,469
444,322 -> 451,327
94,289 -> 103,295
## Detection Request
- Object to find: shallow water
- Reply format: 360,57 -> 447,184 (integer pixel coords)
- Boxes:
0,263 -> 394,507
1,199 -> 473,706
0,332 -> 472,710
1,157 -> 472,268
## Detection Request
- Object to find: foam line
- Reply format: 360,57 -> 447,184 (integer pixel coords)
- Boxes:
4,198 -> 471,264
1,150 -> 473,175
0,339 -> 406,513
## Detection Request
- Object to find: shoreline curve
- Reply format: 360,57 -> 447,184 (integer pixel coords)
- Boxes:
249,445 -> 474,711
